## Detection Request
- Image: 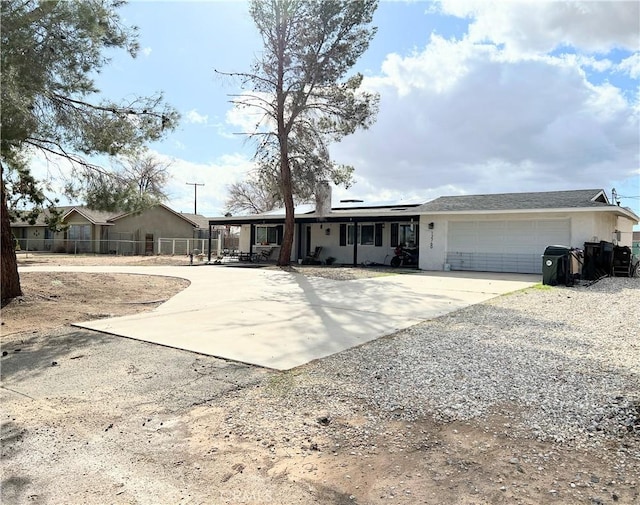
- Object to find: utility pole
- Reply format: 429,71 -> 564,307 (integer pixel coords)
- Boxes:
186,182 -> 204,214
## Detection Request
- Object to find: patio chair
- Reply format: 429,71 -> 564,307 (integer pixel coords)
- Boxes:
303,246 -> 323,265
259,247 -> 275,261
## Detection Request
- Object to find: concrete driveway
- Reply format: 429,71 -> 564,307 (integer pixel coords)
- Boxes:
20,265 -> 539,370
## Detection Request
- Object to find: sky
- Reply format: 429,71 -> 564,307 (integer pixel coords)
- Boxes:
33,0 -> 640,221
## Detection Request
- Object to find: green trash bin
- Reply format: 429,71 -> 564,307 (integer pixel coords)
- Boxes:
542,245 -> 571,286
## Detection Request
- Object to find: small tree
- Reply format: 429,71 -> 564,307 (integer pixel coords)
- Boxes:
220,0 -> 379,265
226,174 -> 283,215
1,0 -> 178,302
81,151 -> 171,212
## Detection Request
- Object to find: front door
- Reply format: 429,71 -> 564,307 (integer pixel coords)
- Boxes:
145,234 -> 154,255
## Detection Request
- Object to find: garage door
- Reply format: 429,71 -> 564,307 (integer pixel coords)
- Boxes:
446,219 -> 570,273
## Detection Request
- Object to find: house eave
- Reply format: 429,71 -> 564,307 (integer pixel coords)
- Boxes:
208,211 -> 421,227
420,206 -> 639,222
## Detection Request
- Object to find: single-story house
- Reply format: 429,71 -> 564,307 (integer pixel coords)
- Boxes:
11,203 -> 210,255
207,188 -> 639,274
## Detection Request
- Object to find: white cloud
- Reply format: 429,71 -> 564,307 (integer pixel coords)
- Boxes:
224,91 -> 275,133
618,53 -> 640,79
185,109 -> 209,125
141,46 -> 152,58
436,0 -> 640,54
21,148 -> 254,217
368,34 -> 480,96
160,151 -> 255,216
332,29 -> 639,202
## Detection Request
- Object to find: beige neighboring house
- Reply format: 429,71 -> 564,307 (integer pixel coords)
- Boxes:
11,204 -> 209,255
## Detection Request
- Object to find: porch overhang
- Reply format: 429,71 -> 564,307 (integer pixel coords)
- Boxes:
207,213 -> 421,227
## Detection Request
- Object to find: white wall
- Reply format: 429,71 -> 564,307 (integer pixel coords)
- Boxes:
238,221 -> 409,265
616,216 -> 635,247
419,211 -> 630,271
239,224 -> 252,252
299,222 -> 398,265
418,217 -> 448,271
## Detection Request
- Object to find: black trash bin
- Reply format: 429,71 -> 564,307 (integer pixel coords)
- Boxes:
583,241 -> 614,280
542,245 -> 572,286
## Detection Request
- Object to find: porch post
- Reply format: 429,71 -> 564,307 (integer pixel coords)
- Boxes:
249,225 -> 255,255
296,221 -> 303,262
352,223 -> 358,266
207,224 -> 212,262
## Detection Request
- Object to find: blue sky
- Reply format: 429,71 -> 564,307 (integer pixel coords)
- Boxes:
36,0 -> 640,221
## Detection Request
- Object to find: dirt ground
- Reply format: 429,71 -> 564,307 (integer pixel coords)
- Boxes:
1,254 -> 638,505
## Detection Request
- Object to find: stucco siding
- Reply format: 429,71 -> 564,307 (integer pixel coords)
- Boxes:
419,217 -> 447,270
109,206 -> 197,254
419,210 -> 635,273
615,216 -> 635,247
111,207 -> 195,240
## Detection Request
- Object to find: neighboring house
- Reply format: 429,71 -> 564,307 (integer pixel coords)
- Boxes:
11,204 -> 209,255
207,188 -> 639,274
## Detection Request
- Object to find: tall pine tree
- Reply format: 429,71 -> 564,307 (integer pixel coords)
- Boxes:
1,0 -> 178,302
220,0 -> 379,265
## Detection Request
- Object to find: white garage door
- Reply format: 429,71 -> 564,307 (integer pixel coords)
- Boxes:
446,219 -> 571,273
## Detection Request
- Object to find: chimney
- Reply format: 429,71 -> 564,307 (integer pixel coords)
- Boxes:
315,181 -> 332,217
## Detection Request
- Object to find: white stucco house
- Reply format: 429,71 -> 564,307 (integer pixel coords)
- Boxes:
207,188 -> 639,274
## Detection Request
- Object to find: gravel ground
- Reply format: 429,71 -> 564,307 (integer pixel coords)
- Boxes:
218,277 -> 639,460
309,277 -> 640,448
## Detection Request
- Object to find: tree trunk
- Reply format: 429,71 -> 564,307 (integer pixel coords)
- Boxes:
275,4 -> 293,267
277,154 -> 295,266
1,169 -> 22,303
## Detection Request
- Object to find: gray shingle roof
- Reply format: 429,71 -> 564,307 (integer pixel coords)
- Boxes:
10,206 -> 117,226
416,189 -> 610,212
11,204 -> 207,228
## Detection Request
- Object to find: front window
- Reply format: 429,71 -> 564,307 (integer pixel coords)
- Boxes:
256,226 -> 278,245
360,224 -> 374,245
68,224 -> 91,241
399,224 -> 416,247
346,224 -> 375,245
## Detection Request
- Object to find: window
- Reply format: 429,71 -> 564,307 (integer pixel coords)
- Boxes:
339,223 -> 379,246
360,225 -> 374,245
391,223 -> 417,247
256,226 -> 280,245
399,224 -> 416,247
68,224 -> 91,241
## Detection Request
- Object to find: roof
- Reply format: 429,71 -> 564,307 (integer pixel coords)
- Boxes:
110,203 -> 208,229
62,207 -> 116,225
208,203 -> 422,226
10,204 -> 208,228
416,189 -> 610,212
10,206 -> 117,227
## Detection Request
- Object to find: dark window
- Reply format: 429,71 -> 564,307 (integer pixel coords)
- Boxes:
339,224 -> 347,246
391,223 -> 399,247
374,223 -> 383,247
256,226 -> 278,245
360,224 -> 374,245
